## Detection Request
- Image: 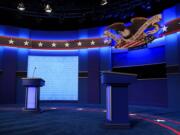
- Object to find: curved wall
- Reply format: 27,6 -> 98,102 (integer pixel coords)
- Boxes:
0,4 -> 179,109
0,25 -> 105,40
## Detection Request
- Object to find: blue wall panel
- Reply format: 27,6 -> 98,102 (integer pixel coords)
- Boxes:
30,30 -> 79,40
167,74 -> 180,110
4,26 -> 20,37
176,3 -> 180,18
100,47 -> 112,71
87,27 -> 105,38
16,78 -> 26,104
163,5 -> 177,23
0,47 -> 4,69
0,47 -> 17,104
78,78 -> 88,104
129,79 -> 168,107
17,49 -> 29,71
88,48 -> 100,104
112,46 -> 166,67
165,33 -> 179,65
79,49 -> 88,71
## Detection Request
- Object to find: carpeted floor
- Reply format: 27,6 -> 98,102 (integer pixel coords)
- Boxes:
0,103 -> 179,135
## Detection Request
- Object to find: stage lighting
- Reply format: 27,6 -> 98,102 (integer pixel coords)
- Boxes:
45,4 -> 52,13
17,2 -> 25,11
100,0 -> 108,6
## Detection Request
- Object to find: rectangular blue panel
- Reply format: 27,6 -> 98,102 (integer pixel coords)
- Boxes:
28,56 -> 78,100
112,46 -> 165,67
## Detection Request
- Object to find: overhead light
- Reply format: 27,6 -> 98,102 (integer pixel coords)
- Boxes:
17,2 -> 25,11
45,4 -> 52,13
100,0 -> 108,6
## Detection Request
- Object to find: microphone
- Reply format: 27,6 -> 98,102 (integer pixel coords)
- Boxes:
32,67 -> 37,78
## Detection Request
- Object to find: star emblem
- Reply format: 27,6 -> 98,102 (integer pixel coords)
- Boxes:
24,41 -> 29,46
38,42 -> 43,47
91,40 -> 95,45
9,39 -> 14,44
162,25 -> 168,32
77,41 -> 82,46
65,42 -> 69,47
52,43 -> 56,47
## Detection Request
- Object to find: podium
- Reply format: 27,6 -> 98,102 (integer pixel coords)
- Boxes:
22,78 -> 45,111
101,72 -> 136,128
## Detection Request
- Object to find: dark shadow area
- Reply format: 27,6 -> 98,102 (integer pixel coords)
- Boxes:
113,63 -> 167,79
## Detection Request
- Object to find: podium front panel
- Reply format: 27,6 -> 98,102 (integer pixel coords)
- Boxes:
106,86 -> 112,121
26,87 -> 36,109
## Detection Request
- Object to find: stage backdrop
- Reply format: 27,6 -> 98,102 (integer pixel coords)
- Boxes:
28,56 -> 78,101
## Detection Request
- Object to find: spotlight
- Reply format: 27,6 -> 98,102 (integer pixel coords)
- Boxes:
100,0 -> 108,6
45,4 -> 52,13
17,2 -> 25,11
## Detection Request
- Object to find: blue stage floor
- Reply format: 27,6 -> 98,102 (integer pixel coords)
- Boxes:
0,103 -> 179,135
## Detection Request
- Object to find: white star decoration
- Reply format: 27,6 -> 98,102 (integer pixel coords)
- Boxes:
9,39 -> 14,44
24,41 -> 29,46
162,25 -> 168,32
91,40 -> 95,45
38,42 -> 43,47
5,39 -> 102,48
52,43 -> 56,47
77,41 -> 82,46
65,42 -> 69,47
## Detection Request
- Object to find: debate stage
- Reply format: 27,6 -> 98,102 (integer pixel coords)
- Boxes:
0,2 -> 179,135
0,103 -> 180,135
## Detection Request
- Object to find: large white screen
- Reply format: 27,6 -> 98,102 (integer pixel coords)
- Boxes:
28,56 -> 78,101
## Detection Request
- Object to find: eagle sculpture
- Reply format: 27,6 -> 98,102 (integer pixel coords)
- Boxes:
104,14 -> 162,48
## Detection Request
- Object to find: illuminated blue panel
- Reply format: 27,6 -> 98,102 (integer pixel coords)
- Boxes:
165,33 -> 178,65
28,56 -> 78,100
163,6 -> 176,23
0,47 -> 4,69
0,25 -> 5,36
18,28 -> 30,38
30,30 -> 79,40
87,27 -> 105,38
4,26 -> 21,37
78,29 -> 88,39
112,46 -> 166,67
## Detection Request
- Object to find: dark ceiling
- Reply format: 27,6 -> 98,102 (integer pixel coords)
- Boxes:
0,0 -> 178,30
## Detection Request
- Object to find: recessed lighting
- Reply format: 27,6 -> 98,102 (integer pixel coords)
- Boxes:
17,2 -> 25,11
45,4 -> 52,13
100,0 -> 108,6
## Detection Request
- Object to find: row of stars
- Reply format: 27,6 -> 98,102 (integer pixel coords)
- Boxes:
7,25 -> 172,47
8,40 -> 97,47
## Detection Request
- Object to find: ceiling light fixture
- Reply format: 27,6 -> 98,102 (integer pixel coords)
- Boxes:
45,4 -> 52,13
100,0 -> 108,6
17,2 -> 25,11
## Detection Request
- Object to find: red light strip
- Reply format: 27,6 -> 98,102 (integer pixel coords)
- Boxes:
137,113 -> 180,125
133,115 -> 180,135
